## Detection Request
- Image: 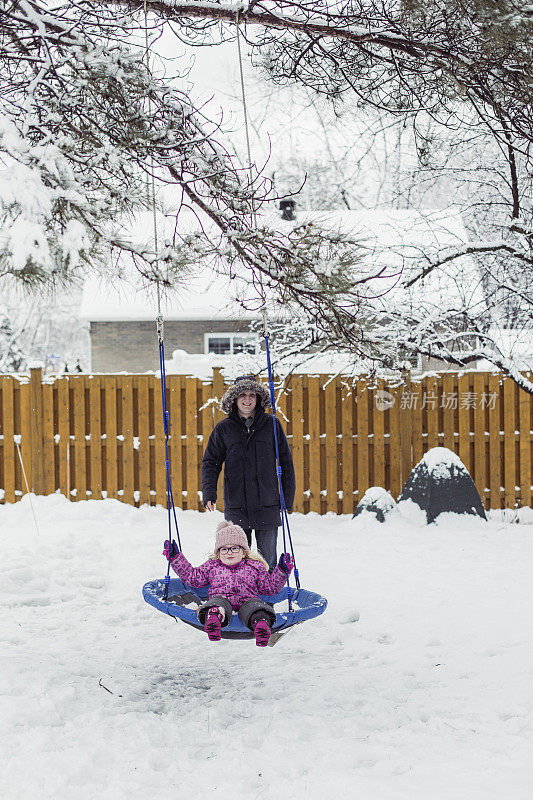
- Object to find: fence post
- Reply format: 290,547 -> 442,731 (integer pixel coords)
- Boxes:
399,369 -> 413,489
212,368 -> 224,425
2,376 -> 16,502
30,366 -> 44,495
212,367 -> 225,512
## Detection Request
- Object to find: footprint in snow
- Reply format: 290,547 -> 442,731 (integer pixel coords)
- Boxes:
339,610 -> 360,624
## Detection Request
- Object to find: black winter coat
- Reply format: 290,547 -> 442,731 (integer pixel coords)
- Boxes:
201,406 -> 296,529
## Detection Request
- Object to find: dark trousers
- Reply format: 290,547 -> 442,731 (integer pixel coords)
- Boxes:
197,595 -> 276,630
243,526 -> 278,571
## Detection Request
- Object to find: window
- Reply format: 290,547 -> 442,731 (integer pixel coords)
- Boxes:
205,332 -> 259,355
207,336 -> 231,355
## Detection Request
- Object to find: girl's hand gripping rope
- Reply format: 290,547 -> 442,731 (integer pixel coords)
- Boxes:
278,553 -> 294,574
163,539 -> 179,561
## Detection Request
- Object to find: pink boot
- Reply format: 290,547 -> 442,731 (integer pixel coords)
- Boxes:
254,620 -> 271,647
204,609 -> 222,641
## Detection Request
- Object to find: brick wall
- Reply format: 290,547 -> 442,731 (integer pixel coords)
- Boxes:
90,319 -> 252,372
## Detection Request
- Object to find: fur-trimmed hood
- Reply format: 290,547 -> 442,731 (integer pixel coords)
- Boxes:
220,375 -> 271,414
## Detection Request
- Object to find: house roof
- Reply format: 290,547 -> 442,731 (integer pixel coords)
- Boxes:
79,206 -> 482,322
79,269 -> 259,322
80,206 -> 262,322
283,206 -> 484,313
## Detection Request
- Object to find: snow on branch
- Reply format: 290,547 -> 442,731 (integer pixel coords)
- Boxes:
122,0 -> 533,157
0,0 -> 396,347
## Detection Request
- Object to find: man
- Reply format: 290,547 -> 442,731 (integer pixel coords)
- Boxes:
202,375 -> 295,571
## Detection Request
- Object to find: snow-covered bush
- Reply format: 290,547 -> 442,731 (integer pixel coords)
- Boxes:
398,447 -> 486,525
353,486 -> 397,523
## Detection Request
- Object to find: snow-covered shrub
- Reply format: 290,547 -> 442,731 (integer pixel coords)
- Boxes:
353,486 -> 397,523
398,447 -> 486,524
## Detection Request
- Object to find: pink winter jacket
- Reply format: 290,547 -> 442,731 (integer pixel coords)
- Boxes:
170,552 -> 287,610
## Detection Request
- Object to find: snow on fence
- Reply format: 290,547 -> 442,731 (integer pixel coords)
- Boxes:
0,367 -> 531,512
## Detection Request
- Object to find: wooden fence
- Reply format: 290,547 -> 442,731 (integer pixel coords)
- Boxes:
0,368 -> 531,512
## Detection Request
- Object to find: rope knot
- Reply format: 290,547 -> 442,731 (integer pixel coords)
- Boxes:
261,308 -> 269,336
156,314 -> 164,342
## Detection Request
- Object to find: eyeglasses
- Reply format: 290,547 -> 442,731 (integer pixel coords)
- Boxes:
219,546 -> 242,554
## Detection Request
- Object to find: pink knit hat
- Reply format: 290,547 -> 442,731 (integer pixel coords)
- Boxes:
214,520 -> 249,553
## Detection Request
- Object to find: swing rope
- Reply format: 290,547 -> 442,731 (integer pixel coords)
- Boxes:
235,11 -> 254,196
157,315 -> 182,600
149,12 -> 297,610
261,311 -> 301,608
143,2 -> 182,600
234,21 -> 300,605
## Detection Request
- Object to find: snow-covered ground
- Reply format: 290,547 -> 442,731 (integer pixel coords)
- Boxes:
1,495 -> 533,800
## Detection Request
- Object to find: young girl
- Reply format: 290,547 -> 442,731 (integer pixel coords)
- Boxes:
163,520 -> 293,646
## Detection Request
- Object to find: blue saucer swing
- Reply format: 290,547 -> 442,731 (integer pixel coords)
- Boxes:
143,580 -> 327,641
142,311 -> 327,643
